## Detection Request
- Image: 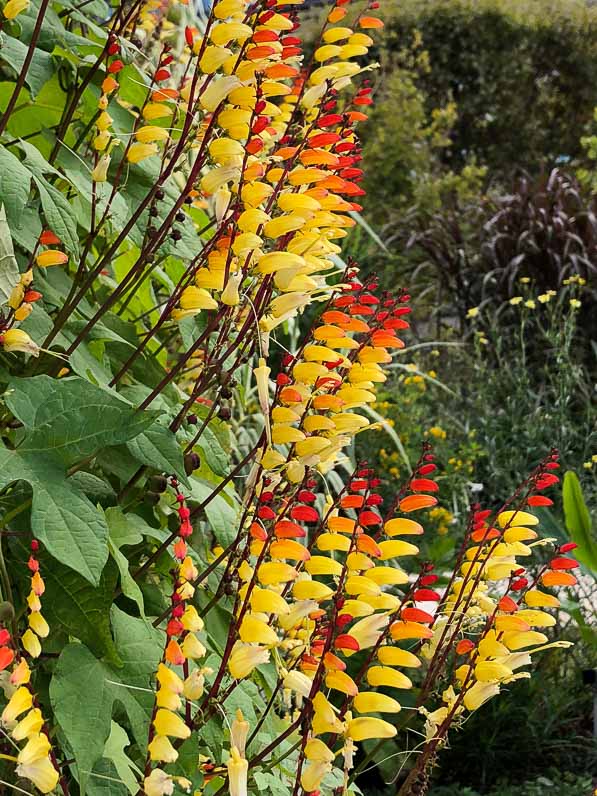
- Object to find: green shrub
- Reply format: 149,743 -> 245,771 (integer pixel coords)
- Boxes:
381,0 -> 597,176
361,32 -> 486,224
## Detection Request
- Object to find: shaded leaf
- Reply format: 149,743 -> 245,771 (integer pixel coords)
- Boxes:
0,445 -> 109,584
7,375 -> 158,467
0,204 -> 19,306
0,34 -> 55,96
50,608 -> 163,795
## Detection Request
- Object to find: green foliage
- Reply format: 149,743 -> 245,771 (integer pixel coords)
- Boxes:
381,0 -> 597,175
563,471 -> 597,572
361,33 -> 486,225
429,771 -> 594,796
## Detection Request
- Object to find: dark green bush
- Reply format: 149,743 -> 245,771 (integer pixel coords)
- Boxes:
381,0 -> 597,176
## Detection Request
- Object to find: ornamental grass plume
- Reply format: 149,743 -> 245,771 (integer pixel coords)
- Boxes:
0,0 -> 581,792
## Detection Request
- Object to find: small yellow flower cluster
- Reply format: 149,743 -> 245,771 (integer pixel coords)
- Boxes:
429,506 -> 454,536
537,290 -> 556,303
562,275 -> 587,286
428,425 -> 447,440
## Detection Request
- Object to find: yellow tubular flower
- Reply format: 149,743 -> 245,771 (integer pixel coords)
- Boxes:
304,555 -> 343,577
22,629 -> 41,658
228,642 -> 270,679
463,681 -> 500,711
227,746 -> 248,796
91,155 -> 111,182
136,126 -> 170,143
156,686 -> 181,712
16,732 -> 50,766
312,692 -> 345,735
250,587 -> 290,615
239,614 -> 278,646
325,670 -> 358,696
16,755 -> 58,794
346,717 -> 397,741
258,562 -> 297,586
3,0 -> 29,17
1,329 -> 40,357
144,769 -> 174,796
152,709 -> 191,740
231,709 -> 250,756
179,286 -> 218,312
28,611 -> 49,637
301,760 -> 332,792
181,633 -> 207,659
367,666 -> 413,690
148,734 -> 178,763
36,250 -> 68,268
283,670 -> 312,697
292,580 -> 334,601
353,692 -> 402,714
12,708 -> 44,741
183,670 -> 206,701
126,142 -> 158,164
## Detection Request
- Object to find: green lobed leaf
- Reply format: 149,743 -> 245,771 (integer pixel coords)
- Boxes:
50,607 -> 163,795
42,556 -> 120,663
0,34 -> 55,97
105,508 -> 145,615
0,146 -> 32,223
0,445 -> 109,584
7,375 -> 159,467
563,470 -> 597,572
33,176 -> 80,256
126,419 -> 189,487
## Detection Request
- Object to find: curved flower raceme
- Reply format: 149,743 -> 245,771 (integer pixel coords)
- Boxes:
0,541 -> 59,794
144,482 -> 207,794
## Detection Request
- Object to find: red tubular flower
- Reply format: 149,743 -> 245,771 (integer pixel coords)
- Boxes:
549,557 -> 578,570
335,634 -> 360,652
318,113 -> 343,127
413,589 -> 441,602
358,510 -> 382,526
401,607 -> 434,623
418,463 -> 437,475
257,506 -> 276,521
498,596 -> 518,613
108,60 -> 124,73
39,230 -> 60,244
290,505 -> 318,523
410,478 -> 439,493
274,519 -> 306,538
527,495 -> 553,506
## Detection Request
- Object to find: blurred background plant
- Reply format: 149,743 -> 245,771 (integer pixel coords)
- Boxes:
299,0 -> 597,791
